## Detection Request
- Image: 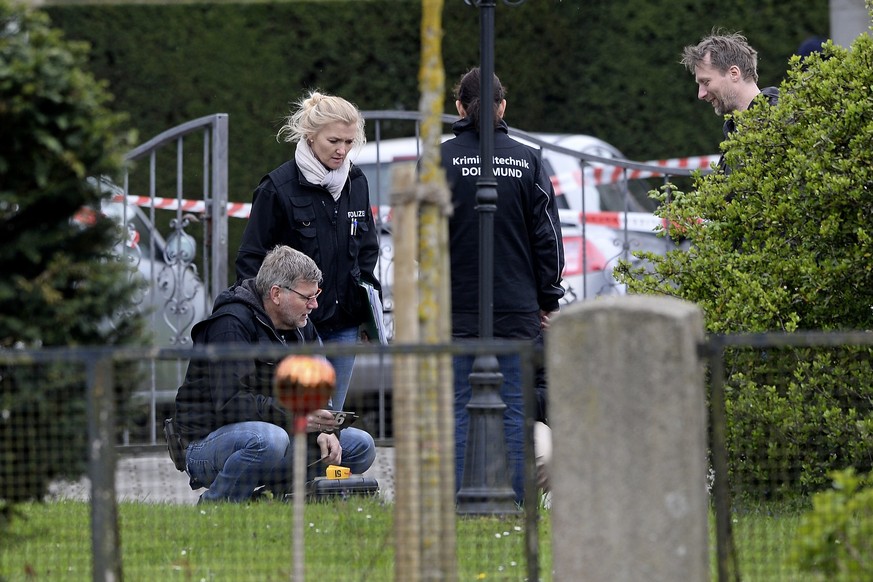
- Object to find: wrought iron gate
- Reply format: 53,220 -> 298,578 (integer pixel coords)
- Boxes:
114,113 -> 228,445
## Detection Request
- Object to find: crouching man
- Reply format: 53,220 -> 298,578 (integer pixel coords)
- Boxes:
174,245 -> 376,502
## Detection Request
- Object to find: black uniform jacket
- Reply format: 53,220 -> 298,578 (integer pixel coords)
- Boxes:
235,160 -> 381,333
441,118 -> 565,338
174,279 -> 321,444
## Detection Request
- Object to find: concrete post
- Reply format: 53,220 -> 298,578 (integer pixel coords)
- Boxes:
547,295 -> 709,582
830,0 -> 872,48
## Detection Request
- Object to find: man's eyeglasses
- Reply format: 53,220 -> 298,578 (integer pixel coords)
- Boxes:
281,286 -> 322,303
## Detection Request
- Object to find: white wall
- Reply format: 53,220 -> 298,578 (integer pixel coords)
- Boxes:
831,0 -> 872,47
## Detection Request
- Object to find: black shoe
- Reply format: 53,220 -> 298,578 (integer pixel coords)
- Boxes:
249,486 -> 275,502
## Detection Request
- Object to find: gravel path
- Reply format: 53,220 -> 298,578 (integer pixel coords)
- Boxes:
47,446 -> 395,505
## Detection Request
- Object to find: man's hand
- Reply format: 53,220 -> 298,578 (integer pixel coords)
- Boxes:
316,432 -> 342,465
539,309 -> 559,330
305,409 -> 337,433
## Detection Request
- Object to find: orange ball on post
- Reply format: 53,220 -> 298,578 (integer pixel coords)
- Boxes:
274,355 -> 336,433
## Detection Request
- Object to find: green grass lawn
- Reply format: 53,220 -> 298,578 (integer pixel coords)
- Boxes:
1,498 -> 550,581
720,503 -> 821,582
1,498 -> 820,581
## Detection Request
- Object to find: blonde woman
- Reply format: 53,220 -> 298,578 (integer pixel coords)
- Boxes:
236,91 -> 381,411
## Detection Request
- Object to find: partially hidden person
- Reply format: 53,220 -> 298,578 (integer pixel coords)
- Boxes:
681,30 -> 779,174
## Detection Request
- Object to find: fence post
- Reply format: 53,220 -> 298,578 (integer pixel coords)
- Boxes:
547,295 -> 709,582
209,113 -> 229,298
707,335 -> 739,582
392,162 -> 423,581
88,355 -> 122,582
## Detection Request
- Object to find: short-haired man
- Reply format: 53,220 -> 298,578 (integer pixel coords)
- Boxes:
681,31 -> 779,173
174,245 -> 376,502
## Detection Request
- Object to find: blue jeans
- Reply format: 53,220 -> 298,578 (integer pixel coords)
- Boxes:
186,421 -> 376,502
320,326 -> 358,411
453,354 -> 525,504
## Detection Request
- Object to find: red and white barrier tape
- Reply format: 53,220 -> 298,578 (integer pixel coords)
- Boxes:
110,153 -> 718,221
550,154 -> 720,197
110,194 -> 252,219
576,211 -> 666,232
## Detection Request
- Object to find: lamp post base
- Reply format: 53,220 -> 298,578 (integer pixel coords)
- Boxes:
456,355 -> 520,515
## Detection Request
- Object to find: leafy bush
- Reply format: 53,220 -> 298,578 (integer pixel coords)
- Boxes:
789,469 -> 873,580
615,24 -> 873,496
724,346 -> 873,498
0,1 -> 145,505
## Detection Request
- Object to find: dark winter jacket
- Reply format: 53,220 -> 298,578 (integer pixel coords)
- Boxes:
235,160 -> 380,333
174,279 -> 321,444
719,86 -> 780,174
441,118 -> 564,339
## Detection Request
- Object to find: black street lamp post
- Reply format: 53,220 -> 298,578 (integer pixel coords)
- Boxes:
456,0 -> 526,516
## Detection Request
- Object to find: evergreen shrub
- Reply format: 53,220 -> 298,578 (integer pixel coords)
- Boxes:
616,27 -> 873,497
0,1 -> 145,505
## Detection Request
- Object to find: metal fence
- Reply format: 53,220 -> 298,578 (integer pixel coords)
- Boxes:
110,113 -> 228,447
2,331 -> 872,580
704,330 -> 873,582
0,340 -> 545,581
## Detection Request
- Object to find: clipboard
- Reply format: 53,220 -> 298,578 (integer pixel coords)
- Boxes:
359,280 -> 388,345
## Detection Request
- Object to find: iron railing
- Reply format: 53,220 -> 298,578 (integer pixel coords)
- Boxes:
113,113 -> 228,445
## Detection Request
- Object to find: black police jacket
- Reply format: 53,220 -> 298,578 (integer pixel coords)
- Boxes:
441,118 -> 565,338
235,160 -> 381,333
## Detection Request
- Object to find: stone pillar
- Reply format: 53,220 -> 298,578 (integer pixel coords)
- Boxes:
548,296 -> 709,582
830,0 -> 871,48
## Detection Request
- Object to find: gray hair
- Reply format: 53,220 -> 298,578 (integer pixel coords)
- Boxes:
255,245 -> 322,299
681,30 -> 759,83
276,90 -> 366,148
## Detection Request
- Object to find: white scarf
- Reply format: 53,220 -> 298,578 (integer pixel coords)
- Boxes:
295,140 -> 350,201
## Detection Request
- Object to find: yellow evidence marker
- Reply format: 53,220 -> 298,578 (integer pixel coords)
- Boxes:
325,465 -> 351,480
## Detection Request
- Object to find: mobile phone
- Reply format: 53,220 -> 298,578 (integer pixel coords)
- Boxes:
331,411 -> 359,428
